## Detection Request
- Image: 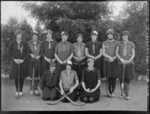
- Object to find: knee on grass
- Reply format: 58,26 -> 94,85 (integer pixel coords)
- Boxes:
81,97 -> 88,102
89,97 -> 95,103
81,97 -> 96,103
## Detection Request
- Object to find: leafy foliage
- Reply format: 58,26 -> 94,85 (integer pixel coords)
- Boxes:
22,2 -> 112,43
1,2 -> 148,76
1,17 -> 33,73
120,1 -> 148,75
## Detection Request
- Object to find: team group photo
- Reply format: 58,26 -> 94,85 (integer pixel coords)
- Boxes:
1,1 -> 148,111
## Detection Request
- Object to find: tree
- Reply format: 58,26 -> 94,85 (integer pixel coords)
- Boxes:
120,1 -> 148,75
19,1 -> 148,76
19,18 -> 33,41
1,17 -> 33,74
34,20 -> 45,41
22,2 -> 111,42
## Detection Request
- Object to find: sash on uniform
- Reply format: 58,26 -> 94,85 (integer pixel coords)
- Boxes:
123,43 -> 127,56
77,44 -> 82,57
62,42 -> 66,51
33,42 -> 37,50
48,41 -> 51,49
92,42 -> 95,54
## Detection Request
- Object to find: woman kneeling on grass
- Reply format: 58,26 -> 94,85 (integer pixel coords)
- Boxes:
59,60 -> 79,102
80,58 -> 101,103
40,62 -> 60,100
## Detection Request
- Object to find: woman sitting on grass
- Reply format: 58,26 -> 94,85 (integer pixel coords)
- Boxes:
59,60 -> 79,102
80,58 -> 101,103
40,62 -> 60,100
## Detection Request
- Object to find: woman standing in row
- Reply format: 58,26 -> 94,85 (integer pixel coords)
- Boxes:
85,30 -> 103,73
116,31 -> 135,100
28,31 -> 42,95
72,33 -> 86,83
40,30 -> 57,75
55,31 -> 74,75
103,29 -> 118,97
8,29 -> 29,97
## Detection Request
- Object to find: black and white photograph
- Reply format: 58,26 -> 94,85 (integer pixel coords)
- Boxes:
1,1 -> 149,111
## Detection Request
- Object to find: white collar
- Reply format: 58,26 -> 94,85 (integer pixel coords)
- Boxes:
107,39 -> 115,42
46,38 -> 53,42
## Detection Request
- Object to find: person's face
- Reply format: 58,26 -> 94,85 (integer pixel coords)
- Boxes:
108,33 -> 114,40
16,34 -> 22,41
32,34 -> 38,41
91,34 -> 97,42
122,34 -> 128,41
66,64 -> 71,70
88,60 -> 94,67
50,66 -> 56,72
46,33 -> 52,40
62,34 -> 68,42
77,36 -> 83,43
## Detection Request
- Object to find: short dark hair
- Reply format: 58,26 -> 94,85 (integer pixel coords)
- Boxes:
14,29 -> 23,36
46,30 -> 53,35
106,29 -> 114,35
121,30 -> 131,40
49,62 -> 56,67
87,58 -> 95,63
32,32 -> 38,37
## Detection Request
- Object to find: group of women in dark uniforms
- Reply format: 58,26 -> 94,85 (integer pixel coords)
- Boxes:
8,28 -> 135,103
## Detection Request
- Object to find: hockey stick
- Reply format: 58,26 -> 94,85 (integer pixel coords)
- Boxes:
17,63 -> 20,99
106,61 -> 112,97
121,64 -> 125,97
47,92 -> 70,105
132,61 -> 136,80
32,59 -> 35,94
55,87 -> 85,106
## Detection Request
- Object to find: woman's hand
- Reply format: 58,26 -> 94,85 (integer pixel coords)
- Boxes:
108,57 -> 115,62
69,87 -> 74,94
44,57 -> 50,63
19,59 -> 24,64
91,88 -> 96,93
61,90 -> 65,95
30,54 -> 35,59
85,88 -> 91,93
14,59 -> 20,64
36,55 -> 41,59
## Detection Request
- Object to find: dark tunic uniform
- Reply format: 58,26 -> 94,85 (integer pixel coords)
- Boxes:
28,40 -> 42,79
40,70 -> 59,100
8,40 -> 29,79
85,41 -> 102,77
103,40 -> 118,78
40,40 -> 57,75
117,41 -> 135,80
80,68 -> 101,101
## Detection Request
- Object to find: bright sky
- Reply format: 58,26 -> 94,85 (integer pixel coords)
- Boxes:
1,1 -> 37,28
110,1 -> 125,16
1,1 -> 125,29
